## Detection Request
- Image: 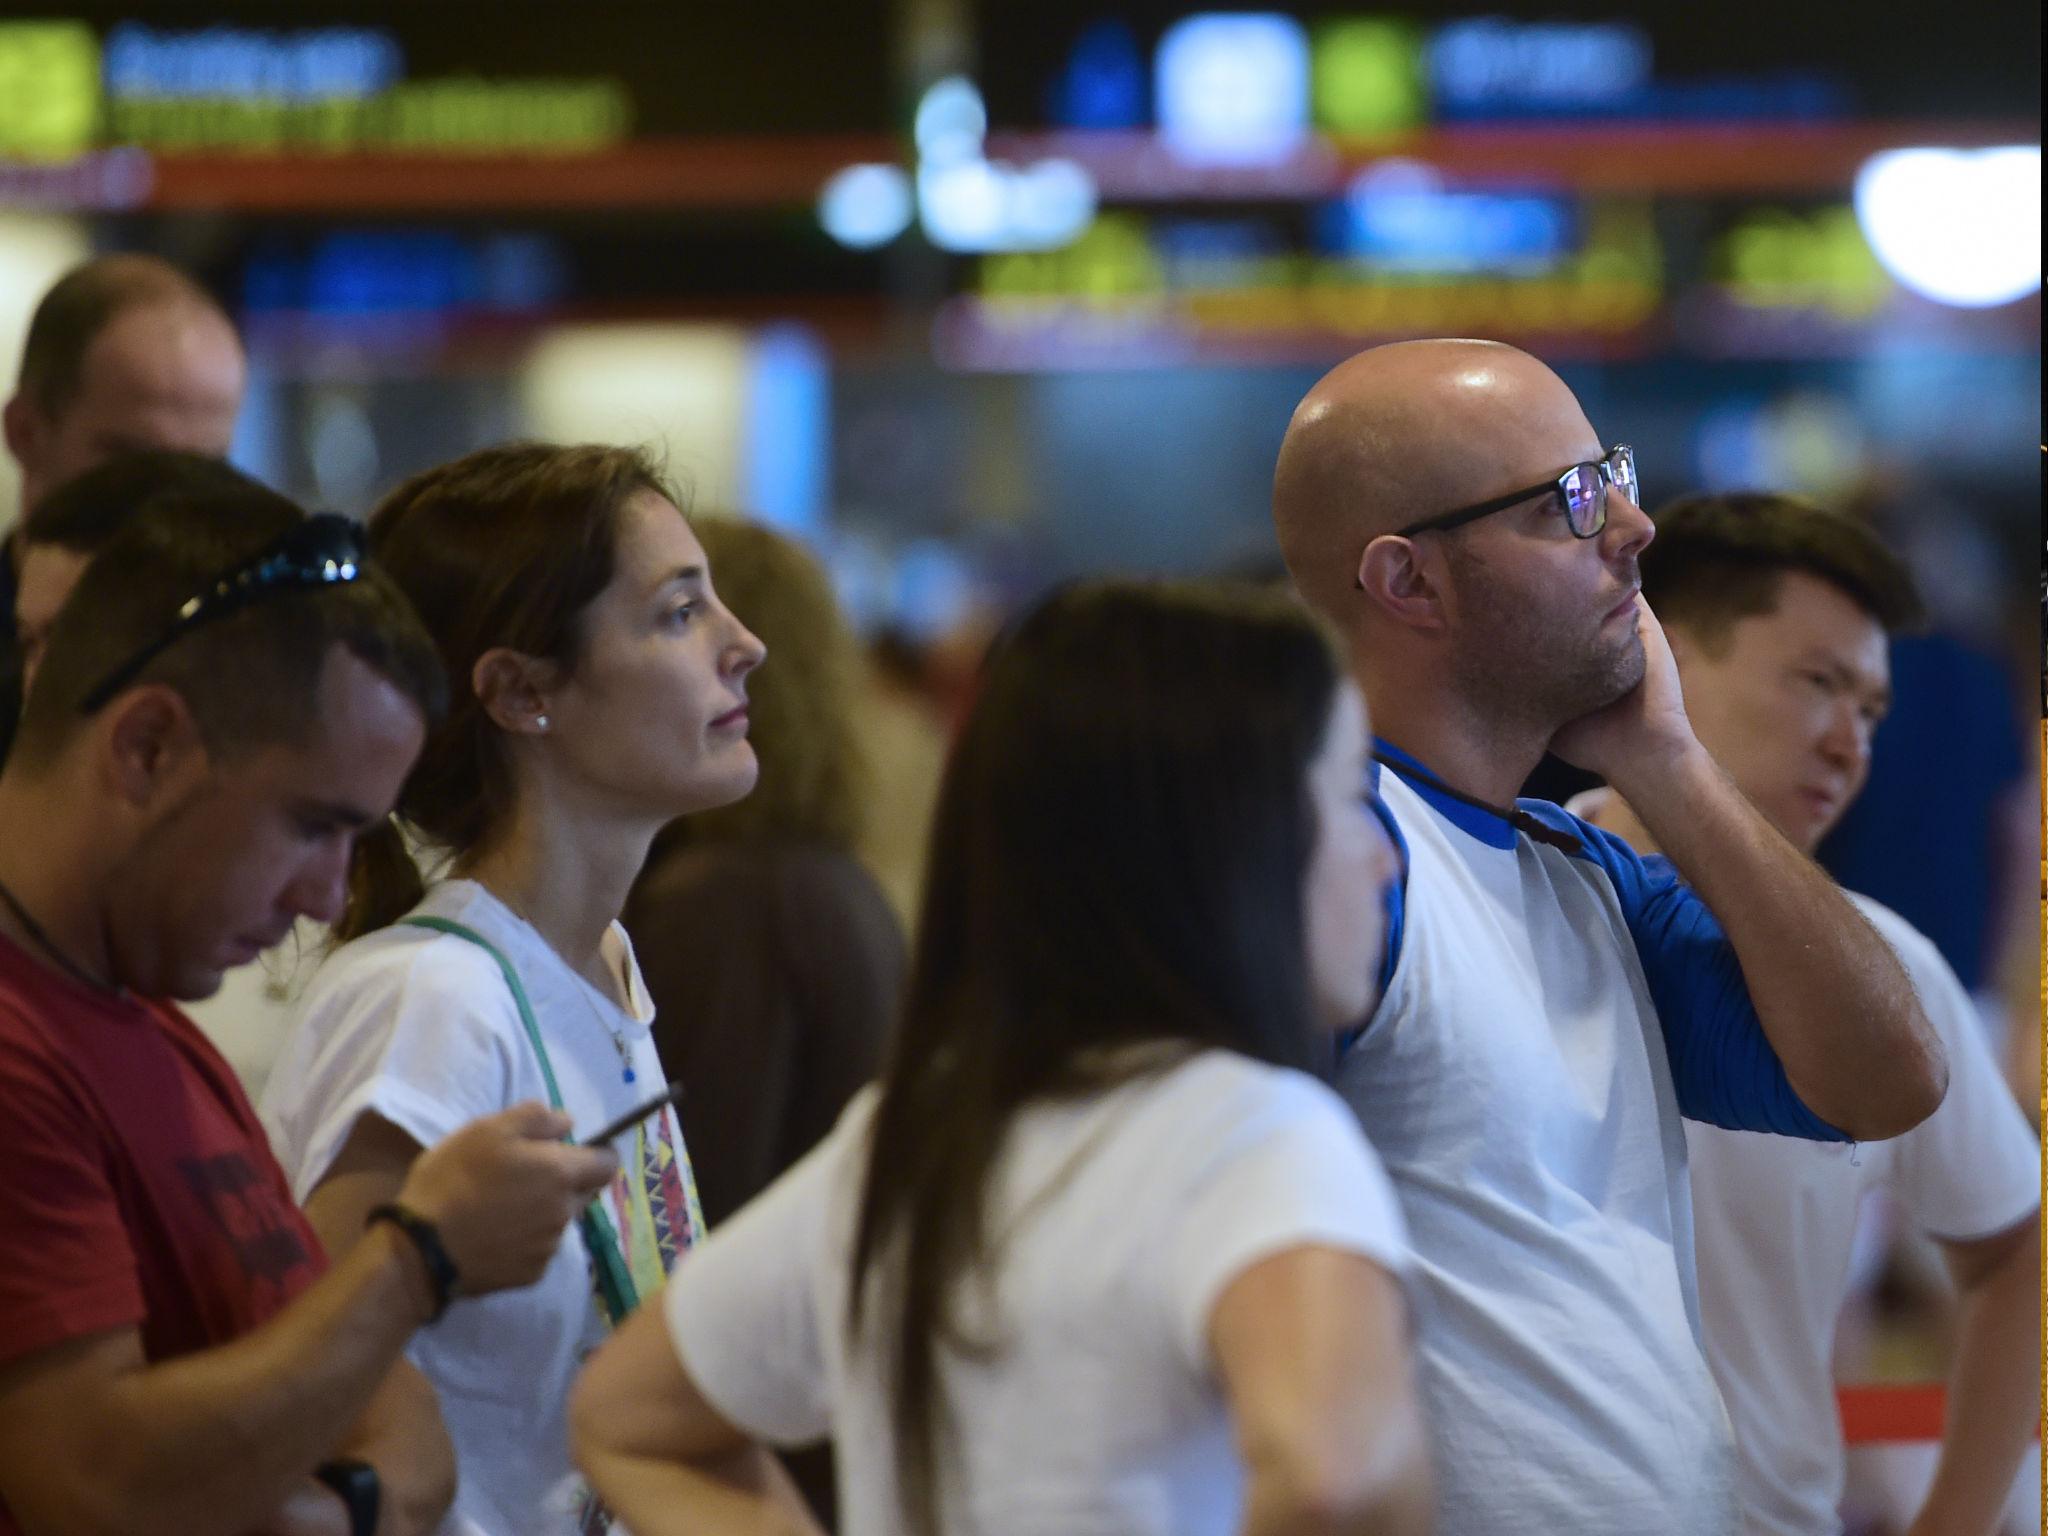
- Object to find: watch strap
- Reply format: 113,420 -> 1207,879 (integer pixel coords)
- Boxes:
366,1201 -> 459,1322
313,1457 -> 380,1536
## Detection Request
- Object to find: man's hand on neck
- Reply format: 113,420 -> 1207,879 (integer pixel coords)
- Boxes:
1547,599 -> 1709,812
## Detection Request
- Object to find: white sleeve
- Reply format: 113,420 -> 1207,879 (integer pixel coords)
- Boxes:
262,937 -> 523,1201
1162,1072 -> 1411,1373
663,1123 -> 839,1447
1883,923 -> 2040,1241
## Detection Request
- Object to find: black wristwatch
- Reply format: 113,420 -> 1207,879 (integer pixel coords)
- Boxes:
365,1201 -> 461,1322
313,1458 -> 380,1536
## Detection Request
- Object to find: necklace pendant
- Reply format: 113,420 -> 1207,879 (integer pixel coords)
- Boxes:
623,1064 -> 637,1084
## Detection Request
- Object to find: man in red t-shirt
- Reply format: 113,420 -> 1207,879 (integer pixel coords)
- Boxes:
0,490 -> 621,1536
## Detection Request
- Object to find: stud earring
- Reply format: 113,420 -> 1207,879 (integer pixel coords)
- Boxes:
534,715 -> 550,732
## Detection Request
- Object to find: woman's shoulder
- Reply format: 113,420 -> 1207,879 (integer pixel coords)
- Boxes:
632,843 -> 904,962
636,841 -> 887,909
298,883 -> 519,1015
1140,1050 -> 1357,1132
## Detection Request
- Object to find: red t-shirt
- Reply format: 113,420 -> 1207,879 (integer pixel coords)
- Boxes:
0,930 -> 326,1378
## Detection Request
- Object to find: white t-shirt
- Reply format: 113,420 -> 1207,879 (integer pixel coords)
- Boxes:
1350,750 -> 1861,1536
261,880 -> 704,1536
662,1050 -> 1410,1536
1685,892 -> 2041,1536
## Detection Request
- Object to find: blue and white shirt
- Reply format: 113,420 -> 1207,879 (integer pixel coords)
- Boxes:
1346,744 -> 1845,1536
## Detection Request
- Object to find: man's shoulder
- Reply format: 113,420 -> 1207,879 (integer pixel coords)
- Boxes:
1841,890 -> 1942,968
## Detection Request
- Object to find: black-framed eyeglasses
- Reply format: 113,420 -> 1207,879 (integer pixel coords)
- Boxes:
78,513 -> 366,714
1399,444 -> 1637,542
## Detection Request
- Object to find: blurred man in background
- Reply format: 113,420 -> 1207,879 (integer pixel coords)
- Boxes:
1573,491 -> 2040,1536
2,254 -> 247,762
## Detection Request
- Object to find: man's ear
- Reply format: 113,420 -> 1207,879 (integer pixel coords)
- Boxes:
471,648 -> 556,736
2,392 -> 46,472
100,686 -> 211,809
1357,534 -> 1450,634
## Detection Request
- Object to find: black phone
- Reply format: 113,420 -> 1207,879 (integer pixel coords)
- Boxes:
579,1080 -> 685,1147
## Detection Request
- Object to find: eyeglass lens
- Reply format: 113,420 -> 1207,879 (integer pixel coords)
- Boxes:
1558,448 -> 1636,538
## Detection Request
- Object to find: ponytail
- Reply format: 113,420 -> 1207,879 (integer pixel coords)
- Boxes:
337,817 -> 427,944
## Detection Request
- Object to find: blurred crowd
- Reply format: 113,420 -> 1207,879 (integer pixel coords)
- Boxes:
0,252 -> 2036,1536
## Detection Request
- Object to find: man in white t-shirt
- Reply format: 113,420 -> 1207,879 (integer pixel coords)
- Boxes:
1271,339 -> 1947,1536
1569,490 -> 2040,1536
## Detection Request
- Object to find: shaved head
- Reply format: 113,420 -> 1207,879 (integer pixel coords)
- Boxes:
1273,339 -> 1601,620
5,255 -> 244,518
1271,338 -> 1653,764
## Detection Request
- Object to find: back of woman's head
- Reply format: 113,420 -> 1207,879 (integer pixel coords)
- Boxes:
658,517 -> 866,851
338,441 -> 673,940
853,578 -> 1347,1535
907,577 -> 1344,1088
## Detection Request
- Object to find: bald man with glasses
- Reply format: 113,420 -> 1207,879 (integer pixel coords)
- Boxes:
1271,339 -> 1946,1536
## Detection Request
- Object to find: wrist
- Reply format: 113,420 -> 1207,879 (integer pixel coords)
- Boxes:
364,1204 -> 459,1325
312,1459 -> 381,1536
1599,735 -> 1715,809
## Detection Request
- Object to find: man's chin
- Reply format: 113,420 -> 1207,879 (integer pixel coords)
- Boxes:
163,964 -> 228,1003
1592,631 -> 1648,708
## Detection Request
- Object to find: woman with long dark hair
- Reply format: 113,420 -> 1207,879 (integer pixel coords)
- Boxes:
260,444 -> 814,1535
571,579 -> 1431,1535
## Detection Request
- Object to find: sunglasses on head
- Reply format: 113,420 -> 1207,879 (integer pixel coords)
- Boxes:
78,513 -> 366,714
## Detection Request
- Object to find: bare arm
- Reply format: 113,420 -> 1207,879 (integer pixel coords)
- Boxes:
249,1359 -> 454,1536
568,1300 -> 824,1536
0,1225 -> 433,1536
1210,1246 -> 1432,1536
302,1113 -> 427,1265
1905,1215 -> 2043,1536
333,1359 -> 457,1536
1553,601 -> 1944,1140
0,1104 -> 613,1536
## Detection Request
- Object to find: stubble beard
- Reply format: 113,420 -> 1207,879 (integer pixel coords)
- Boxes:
1446,552 -> 1647,736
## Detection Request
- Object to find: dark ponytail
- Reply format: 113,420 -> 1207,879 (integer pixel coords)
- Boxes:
337,819 -> 429,945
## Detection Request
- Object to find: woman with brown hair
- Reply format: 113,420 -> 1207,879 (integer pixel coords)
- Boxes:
259,443 -> 813,1536
571,579 -> 1432,1536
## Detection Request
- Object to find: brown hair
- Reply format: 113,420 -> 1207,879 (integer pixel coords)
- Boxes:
1644,491 -> 1924,652
850,580 -> 1345,1536
337,441 -> 676,941
15,254 -> 232,418
14,492 -> 443,769
653,517 -> 865,854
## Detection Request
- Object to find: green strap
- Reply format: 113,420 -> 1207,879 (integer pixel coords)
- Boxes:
400,916 -> 565,1109
398,914 -> 641,1326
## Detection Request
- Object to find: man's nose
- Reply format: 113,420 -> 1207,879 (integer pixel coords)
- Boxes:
1601,490 -> 1655,562
290,839 -> 353,924
1818,700 -> 1871,774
